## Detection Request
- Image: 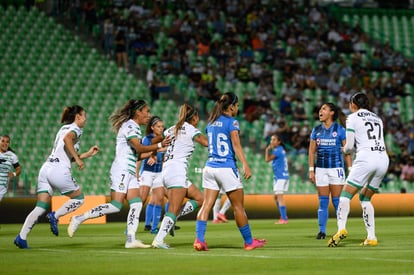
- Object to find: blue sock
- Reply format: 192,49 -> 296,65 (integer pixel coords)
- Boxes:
318,196 -> 329,233
332,196 -> 340,213
152,205 -> 162,231
145,204 -> 154,226
279,206 -> 287,220
195,220 -> 207,242
165,202 -> 169,213
239,224 -> 253,245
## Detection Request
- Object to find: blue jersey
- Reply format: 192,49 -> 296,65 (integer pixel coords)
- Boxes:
205,115 -> 238,169
310,122 -> 346,169
140,133 -> 163,173
271,145 -> 289,180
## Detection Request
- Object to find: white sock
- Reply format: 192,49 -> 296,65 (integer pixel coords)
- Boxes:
361,201 -> 376,240
219,199 -> 231,215
19,206 -> 46,239
213,198 -> 221,220
79,203 -> 121,222
337,197 -> 350,231
178,200 -> 197,218
55,198 -> 84,219
154,215 -> 175,243
126,202 -> 143,242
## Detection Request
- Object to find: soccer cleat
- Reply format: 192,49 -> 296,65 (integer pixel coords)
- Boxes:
328,229 -> 348,247
316,232 -> 326,240
67,215 -> 81,238
193,238 -> 209,251
169,224 -> 180,237
360,239 -> 378,247
275,219 -> 288,224
212,219 -> 222,224
125,239 -> 151,249
144,225 -> 151,231
14,235 -> 29,249
150,228 -> 159,234
244,238 -> 266,250
152,240 -> 170,249
47,212 -> 59,236
217,213 -> 228,223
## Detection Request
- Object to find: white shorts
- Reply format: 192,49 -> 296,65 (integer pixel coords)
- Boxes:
315,167 -> 346,187
162,164 -> 190,189
273,179 -> 289,194
110,166 -> 139,193
37,162 -> 80,196
140,171 -> 163,189
347,153 -> 389,191
0,185 -> 7,201
202,167 -> 243,193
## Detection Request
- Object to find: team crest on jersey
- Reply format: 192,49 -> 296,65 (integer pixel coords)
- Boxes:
332,131 -> 337,138
119,182 -> 125,191
233,120 -> 239,128
316,138 -> 321,146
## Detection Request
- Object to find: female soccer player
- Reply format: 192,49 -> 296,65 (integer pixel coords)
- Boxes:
14,105 -> 99,249
151,103 -> 207,249
140,116 -> 166,234
265,134 -> 290,224
328,92 -> 389,247
308,102 -> 352,240
194,92 -> 266,251
0,135 -> 21,202
67,99 -> 171,249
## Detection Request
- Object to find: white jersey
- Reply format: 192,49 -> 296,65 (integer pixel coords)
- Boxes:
48,122 -> 82,169
346,109 -> 387,155
163,122 -> 201,170
0,151 -> 17,187
111,119 -> 142,176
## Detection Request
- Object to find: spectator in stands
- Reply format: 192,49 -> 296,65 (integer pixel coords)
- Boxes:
292,99 -> 308,122
67,100 -> 171,249
400,157 -> 414,185
114,29 -> 128,70
103,18 -> 115,58
0,135 -> 21,202
14,105 -> 99,249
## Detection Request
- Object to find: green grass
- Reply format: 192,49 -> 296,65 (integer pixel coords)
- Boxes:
1,217 -> 413,274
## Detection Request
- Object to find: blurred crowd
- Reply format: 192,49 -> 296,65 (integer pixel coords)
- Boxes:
27,0 -> 414,186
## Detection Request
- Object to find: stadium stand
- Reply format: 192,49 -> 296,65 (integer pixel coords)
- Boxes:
1,2 -> 413,196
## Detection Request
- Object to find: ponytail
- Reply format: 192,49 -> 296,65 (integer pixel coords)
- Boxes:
208,92 -> 238,123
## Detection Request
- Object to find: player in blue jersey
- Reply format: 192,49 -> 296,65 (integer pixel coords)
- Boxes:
194,92 -> 266,251
328,92 -> 389,247
308,103 -> 352,240
139,116 -> 166,234
265,134 -> 289,224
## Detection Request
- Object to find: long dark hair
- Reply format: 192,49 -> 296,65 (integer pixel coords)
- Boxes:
324,102 -> 347,128
208,92 -> 238,123
60,105 -> 84,124
350,91 -> 370,111
146,115 -> 162,135
109,99 -> 147,133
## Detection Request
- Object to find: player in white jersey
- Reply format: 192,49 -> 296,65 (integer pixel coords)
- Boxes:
67,99 -> 171,248
152,103 -> 208,249
328,92 -> 389,247
0,135 -> 21,202
14,106 -> 99,249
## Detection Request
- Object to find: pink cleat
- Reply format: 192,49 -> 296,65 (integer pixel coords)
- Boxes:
194,238 -> 209,251
212,219 -> 222,224
275,219 -> 288,224
217,213 -> 228,223
244,238 -> 266,250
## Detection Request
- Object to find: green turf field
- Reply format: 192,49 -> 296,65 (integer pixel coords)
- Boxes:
1,217 -> 413,274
